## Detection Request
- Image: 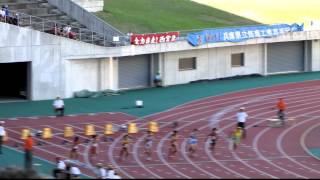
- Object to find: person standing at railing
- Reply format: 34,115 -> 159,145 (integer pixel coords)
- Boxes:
4,5 -> 9,22
10,13 -> 19,26
1,5 -> 7,23
68,31 -> 76,40
0,8 -> 5,22
126,31 -> 133,45
51,24 -> 62,36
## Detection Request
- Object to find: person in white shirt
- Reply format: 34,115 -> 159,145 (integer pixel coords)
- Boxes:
236,107 -> 248,138
0,9 -> 5,22
95,163 -> 107,179
53,96 -> 65,117
63,24 -> 72,37
0,121 -> 6,154
53,157 -> 66,178
112,171 -> 122,179
106,165 -> 116,179
70,165 -> 81,178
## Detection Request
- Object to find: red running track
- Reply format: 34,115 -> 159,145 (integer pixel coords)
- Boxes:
2,80 -> 320,179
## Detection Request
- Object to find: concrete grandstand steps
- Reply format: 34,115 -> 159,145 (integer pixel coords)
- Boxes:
12,8 -> 56,15
0,0 -> 46,3
2,0 -> 112,47
32,13 -> 65,20
0,1 -> 45,10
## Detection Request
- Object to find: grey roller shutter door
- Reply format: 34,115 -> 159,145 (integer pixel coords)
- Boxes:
119,55 -> 150,89
267,41 -> 304,74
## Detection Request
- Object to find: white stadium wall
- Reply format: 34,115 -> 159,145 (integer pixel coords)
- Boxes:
71,0 -> 104,12
65,58 -> 118,98
311,40 -> 320,71
2,22 -> 320,100
162,44 -> 264,86
0,22 -> 114,100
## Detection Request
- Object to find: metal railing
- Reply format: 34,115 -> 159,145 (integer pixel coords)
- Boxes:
3,9 -> 130,47
47,0 -> 126,45
2,9 -> 318,48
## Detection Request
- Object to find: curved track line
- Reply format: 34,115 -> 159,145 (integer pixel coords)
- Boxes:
132,122 -> 174,179
192,89 -> 320,178
120,85 -> 320,178
253,128 -> 306,179
301,123 -> 320,161
251,103 -> 320,178
277,117 -> 320,176
173,81 -> 320,110
112,82 -> 315,177
156,97 -> 271,178
181,138 -> 220,178
108,134 -> 134,179
250,102 -> 320,178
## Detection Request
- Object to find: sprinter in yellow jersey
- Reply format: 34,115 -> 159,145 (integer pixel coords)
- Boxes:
231,127 -> 243,150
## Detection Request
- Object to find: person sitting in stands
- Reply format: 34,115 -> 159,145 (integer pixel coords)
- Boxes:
3,5 -> 9,23
68,31 -> 76,40
52,24 -> 62,36
9,13 -> 19,26
53,96 -> 65,117
63,23 -> 72,37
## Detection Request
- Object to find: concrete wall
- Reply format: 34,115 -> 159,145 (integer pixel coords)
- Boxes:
65,59 -> 100,97
116,31 -> 320,57
311,40 -> 320,71
163,45 -> 264,86
65,58 -> 118,98
2,21 -> 320,100
0,22 -> 112,100
71,0 -> 104,12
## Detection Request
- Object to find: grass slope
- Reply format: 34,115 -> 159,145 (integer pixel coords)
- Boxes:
96,0 -> 258,34
192,0 -> 320,25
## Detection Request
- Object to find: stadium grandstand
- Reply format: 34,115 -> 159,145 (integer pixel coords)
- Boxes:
1,0 -> 320,179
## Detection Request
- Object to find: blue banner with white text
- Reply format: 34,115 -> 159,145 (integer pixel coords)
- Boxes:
187,23 -> 304,46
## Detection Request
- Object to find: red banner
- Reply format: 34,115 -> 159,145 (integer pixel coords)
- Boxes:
130,32 -> 180,45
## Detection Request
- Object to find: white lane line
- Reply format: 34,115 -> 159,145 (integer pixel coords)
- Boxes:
300,123 -> 320,162
251,103 -> 320,178
181,138 -> 219,178
202,89 -> 320,178
151,86 -> 320,179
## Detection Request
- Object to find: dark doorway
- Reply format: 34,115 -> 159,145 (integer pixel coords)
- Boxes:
0,62 -> 29,100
